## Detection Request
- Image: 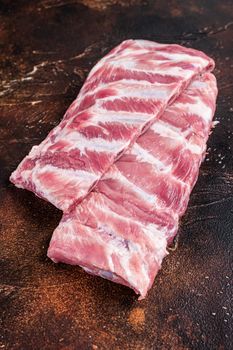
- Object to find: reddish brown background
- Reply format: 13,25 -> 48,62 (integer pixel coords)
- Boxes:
0,0 -> 233,349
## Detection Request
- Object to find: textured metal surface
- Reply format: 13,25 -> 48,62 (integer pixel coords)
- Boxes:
0,1 -> 233,349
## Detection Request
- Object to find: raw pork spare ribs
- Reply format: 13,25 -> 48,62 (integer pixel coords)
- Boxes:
10,40 -> 218,298
48,72 -> 217,298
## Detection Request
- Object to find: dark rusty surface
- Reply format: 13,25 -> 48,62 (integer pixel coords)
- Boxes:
0,0 -> 233,349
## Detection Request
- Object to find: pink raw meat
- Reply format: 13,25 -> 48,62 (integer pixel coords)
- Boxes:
10,40 -> 218,298
48,72 -> 217,298
10,40 -> 214,212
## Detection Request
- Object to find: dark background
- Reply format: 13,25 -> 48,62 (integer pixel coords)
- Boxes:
0,1 -> 233,349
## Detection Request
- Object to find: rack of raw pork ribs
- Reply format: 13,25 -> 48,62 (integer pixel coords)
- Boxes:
10,39 -> 218,299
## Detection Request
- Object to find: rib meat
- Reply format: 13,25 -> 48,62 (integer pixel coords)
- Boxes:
48,72 -> 217,298
10,40 -> 214,212
10,40 -> 218,298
